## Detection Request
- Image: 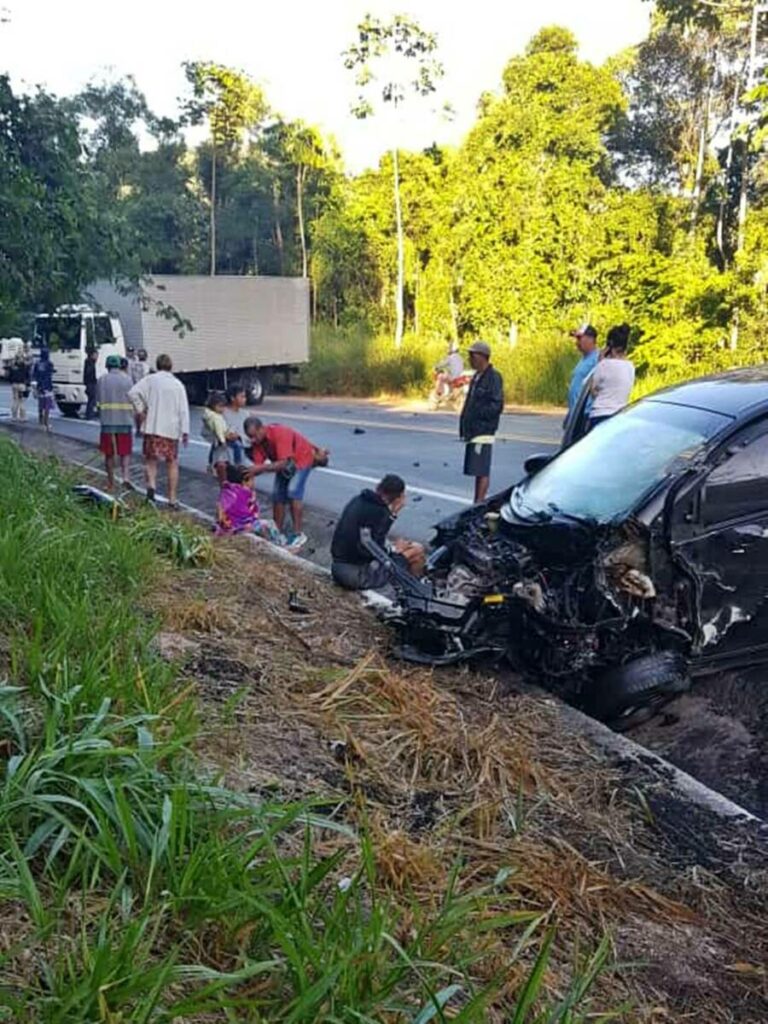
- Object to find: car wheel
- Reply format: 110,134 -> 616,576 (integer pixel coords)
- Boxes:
587,651 -> 690,731
58,402 -> 81,418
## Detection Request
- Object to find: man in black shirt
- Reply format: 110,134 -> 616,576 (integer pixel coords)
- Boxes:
331,474 -> 424,590
84,348 -> 99,420
459,340 -> 504,504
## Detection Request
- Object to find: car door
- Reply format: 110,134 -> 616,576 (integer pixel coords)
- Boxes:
670,421 -> 768,665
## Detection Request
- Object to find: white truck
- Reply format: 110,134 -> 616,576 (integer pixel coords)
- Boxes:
35,276 -> 310,418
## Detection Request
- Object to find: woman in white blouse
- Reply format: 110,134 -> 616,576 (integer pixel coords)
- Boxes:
589,323 -> 635,430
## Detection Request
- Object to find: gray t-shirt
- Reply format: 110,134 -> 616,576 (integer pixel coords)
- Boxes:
222,406 -> 245,439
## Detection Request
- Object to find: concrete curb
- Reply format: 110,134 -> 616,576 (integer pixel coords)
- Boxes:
550,696 -> 764,825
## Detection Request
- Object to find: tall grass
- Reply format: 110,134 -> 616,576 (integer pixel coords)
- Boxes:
301,325 -> 578,407
0,438 -> 615,1021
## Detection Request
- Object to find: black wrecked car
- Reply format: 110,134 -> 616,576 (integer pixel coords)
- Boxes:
371,368 -> 768,728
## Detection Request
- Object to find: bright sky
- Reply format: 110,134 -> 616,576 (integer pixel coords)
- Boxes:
3,0 -> 651,171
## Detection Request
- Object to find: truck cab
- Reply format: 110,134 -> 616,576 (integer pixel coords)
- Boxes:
33,306 -> 125,417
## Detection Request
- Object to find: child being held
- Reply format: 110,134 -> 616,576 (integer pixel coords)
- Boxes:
215,464 -> 284,544
202,391 -> 230,482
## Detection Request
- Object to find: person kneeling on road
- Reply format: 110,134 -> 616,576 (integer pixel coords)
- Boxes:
243,416 -> 328,551
331,474 -> 425,591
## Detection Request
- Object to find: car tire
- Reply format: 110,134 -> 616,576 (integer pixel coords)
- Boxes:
587,651 -> 690,731
58,403 -> 81,418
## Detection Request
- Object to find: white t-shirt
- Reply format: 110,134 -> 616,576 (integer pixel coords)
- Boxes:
590,358 -> 635,417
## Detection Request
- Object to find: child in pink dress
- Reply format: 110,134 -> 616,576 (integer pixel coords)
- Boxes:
215,465 -> 285,543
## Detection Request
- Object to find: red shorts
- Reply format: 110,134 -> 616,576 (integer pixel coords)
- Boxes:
143,434 -> 179,462
99,432 -> 132,457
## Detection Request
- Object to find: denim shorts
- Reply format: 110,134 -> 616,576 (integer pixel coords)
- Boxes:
273,466 -> 313,503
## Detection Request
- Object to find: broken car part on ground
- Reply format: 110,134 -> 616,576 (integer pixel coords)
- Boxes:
378,368 -> 768,729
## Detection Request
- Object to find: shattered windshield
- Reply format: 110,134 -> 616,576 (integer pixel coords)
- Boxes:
510,401 -> 730,523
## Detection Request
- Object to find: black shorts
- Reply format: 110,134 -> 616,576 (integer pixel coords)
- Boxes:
464,442 -> 492,478
331,552 -> 410,591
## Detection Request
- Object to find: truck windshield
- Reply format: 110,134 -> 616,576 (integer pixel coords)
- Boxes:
35,316 -> 82,352
509,401 -> 731,524
35,314 -> 115,352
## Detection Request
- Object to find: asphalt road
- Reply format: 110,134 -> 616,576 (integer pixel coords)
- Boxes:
0,385 -> 563,541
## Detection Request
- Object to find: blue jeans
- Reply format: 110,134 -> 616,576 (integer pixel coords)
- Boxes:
227,439 -> 245,465
273,466 -> 313,504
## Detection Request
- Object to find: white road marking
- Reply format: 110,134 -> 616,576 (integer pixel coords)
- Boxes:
0,404 -> 482,506
316,466 -> 471,505
255,408 -> 561,446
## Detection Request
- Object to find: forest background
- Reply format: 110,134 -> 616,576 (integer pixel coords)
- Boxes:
3,0 -> 768,406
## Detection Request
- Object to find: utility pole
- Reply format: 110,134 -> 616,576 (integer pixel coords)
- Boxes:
730,0 -> 767,348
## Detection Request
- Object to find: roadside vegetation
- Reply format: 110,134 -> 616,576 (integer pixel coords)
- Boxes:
1,436 -> 766,1021
3,0 -> 768,407
300,326 -> 575,407
0,439 -> 612,1020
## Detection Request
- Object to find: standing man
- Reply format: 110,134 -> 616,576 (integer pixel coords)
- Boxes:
459,340 -> 504,504
243,417 -> 326,549
567,323 -> 599,413
98,354 -> 134,491
83,348 -> 98,420
129,354 -> 190,509
9,354 -> 30,421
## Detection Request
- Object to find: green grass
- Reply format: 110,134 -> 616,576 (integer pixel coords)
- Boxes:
301,325 -> 587,408
0,438 -> 617,1021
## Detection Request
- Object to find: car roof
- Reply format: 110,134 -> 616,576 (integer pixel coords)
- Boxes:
646,366 -> 768,419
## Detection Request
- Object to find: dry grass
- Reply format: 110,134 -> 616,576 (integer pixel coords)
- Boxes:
148,533 -> 768,1023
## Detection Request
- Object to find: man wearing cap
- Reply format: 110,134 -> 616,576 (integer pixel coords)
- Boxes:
98,354 -> 134,491
459,341 -> 504,504
567,324 -> 599,412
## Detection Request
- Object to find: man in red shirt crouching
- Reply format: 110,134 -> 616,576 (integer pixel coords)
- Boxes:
244,417 -> 328,550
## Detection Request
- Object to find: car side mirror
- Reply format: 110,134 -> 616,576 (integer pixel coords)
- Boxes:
524,453 -> 554,475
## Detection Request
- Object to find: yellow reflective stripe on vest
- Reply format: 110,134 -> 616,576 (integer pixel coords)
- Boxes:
100,402 -> 133,410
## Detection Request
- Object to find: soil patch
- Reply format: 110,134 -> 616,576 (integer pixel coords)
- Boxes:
148,535 -> 768,1022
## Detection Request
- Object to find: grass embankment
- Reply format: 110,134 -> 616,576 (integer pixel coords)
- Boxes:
1,437 -> 766,1022
301,326 -> 757,407
0,439 -> 613,1021
300,325 -> 575,407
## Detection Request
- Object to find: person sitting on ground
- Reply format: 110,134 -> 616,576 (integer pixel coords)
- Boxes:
97,354 -> 134,491
222,384 -> 247,465
588,323 -> 635,430
9,354 -> 30,422
214,464 -> 284,543
202,390 -> 230,483
32,347 -> 55,433
243,416 -> 328,551
331,474 -> 425,591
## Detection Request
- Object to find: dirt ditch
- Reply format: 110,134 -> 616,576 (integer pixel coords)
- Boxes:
145,535 -> 768,1022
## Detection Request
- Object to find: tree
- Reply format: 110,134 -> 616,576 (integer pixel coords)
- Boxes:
446,27 -> 625,337
343,14 -> 445,347
0,75 -> 142,331
182,62 -> 268,276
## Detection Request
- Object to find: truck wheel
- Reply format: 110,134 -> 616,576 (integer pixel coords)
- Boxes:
58,403 -> 81,418
247,375 -> 264,405
242,370 -> 273,406
586,651 -> 690,732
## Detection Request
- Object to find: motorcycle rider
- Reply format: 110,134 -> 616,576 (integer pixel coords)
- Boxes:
434,341 -> 465,400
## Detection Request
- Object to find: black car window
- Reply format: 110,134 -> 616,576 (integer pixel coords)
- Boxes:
702,431 -> 768,526
510,401 -> 729,524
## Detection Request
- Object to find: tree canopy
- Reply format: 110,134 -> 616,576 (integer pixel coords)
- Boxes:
2,7 -> 768,395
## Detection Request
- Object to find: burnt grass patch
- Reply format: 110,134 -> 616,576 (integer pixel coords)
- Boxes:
149,534 -> 768,1023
